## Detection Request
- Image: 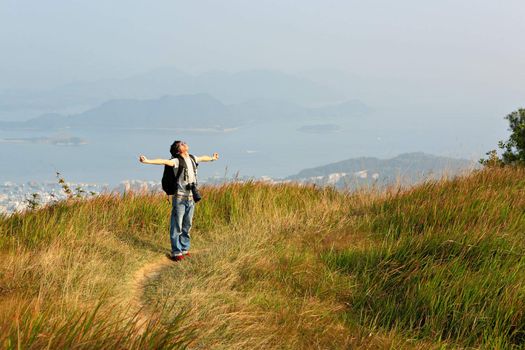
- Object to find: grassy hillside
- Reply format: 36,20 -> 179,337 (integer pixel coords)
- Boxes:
0,167 -> 524,349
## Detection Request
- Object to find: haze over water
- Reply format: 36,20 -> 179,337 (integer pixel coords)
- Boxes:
1,1 -> 523,185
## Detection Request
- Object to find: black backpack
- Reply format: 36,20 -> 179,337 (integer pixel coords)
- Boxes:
162,154 -> 198,196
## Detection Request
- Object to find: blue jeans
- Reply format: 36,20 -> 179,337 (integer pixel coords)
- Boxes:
169,198 -> 195,255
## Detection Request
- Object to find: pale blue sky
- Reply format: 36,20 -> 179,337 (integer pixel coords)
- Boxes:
1,0 -> 524,89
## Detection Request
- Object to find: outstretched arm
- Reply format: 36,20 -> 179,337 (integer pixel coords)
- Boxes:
196,152 -> 219,162
139,155 -> 175,166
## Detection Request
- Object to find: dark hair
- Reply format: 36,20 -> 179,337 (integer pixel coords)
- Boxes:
170,140 -> 183,157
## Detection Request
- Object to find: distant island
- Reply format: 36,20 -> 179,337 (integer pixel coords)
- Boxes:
0,93 -> 370,131
0,68 -> 347,119
286,152 -> 478,189
297,124 -> 342,134
0,135 -> 87,146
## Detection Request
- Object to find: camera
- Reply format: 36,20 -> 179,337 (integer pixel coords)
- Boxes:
186,183 -> 202,202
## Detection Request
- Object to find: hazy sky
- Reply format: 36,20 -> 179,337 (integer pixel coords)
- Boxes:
1,0 -> 524,143
1,1 -> 524,88
1,0 -> 524,179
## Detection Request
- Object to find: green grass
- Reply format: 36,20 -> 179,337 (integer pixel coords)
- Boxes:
322,167 -> 525,349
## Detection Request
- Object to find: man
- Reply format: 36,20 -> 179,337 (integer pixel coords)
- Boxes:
139,140 -> 219,261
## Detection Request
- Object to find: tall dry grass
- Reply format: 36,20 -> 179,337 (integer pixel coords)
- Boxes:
141,182 -> 435,349
324,167 -> 525,349
1,167 -> 523,348
0,192 -> 195,349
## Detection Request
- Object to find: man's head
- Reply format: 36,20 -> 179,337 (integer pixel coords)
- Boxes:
170,140 -> 189,157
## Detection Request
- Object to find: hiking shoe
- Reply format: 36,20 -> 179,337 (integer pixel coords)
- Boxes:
182,251 -> 191,257
166,253 -> 184,262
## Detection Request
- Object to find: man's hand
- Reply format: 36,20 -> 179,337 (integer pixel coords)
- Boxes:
139,155 -> 148,163
212,152 -> 219,161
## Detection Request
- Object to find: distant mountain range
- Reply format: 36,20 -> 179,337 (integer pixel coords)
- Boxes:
0,94 -> 370,130
285,152 -> 477,188
0,68 -> 347,119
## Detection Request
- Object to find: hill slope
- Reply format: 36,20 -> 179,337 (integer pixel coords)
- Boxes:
287,152 -> 476,188
1,167 -> 524,349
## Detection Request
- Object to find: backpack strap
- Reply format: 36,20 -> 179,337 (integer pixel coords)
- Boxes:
174,155 -> 185,182
189,154 -> 198,183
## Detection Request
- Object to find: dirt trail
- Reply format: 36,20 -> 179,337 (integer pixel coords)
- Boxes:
128,250 -> 208,333
130,256 -> 174,332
